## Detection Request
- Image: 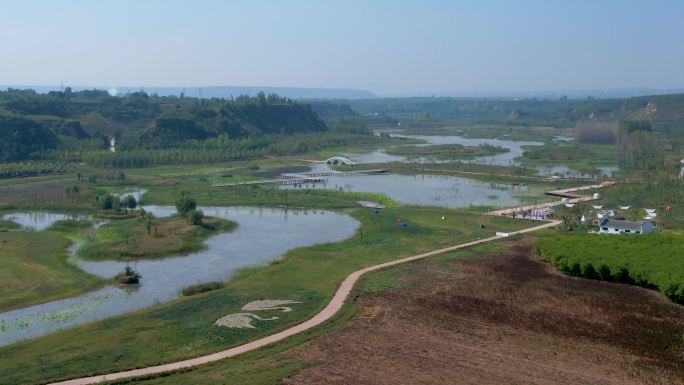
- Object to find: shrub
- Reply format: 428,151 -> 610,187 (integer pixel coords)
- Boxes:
122,195 -> 137,209
181,281 -> 224,296
95,194 -> 115,210
535,233 -> 684,302
187,209 -> 204,226
175,195 -> 197,217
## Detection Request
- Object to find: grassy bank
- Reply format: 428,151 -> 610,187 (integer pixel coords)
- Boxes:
385,143 -> 508,159
0,207 -> 532,385
0,219 -> 21,231
534,232 -> 684,302
0,231 -> 102,312
78,215 -> 237,261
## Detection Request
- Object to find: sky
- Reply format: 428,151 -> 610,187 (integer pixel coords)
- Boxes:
1,0 -> 684,96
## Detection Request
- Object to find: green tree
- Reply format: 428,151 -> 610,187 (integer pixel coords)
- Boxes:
175,195 -> 197,217
112,196 -> 123,214
122,195 -> 137,209
0,117 -> 59,161
187,209 -> 204,225
615,120 -> 664,170
96,194 -> 114,210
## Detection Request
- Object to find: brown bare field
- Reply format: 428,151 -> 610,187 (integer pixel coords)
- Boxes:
284,241 -> 684,385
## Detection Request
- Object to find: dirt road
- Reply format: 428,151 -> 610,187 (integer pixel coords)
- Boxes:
49,220 -> 561,385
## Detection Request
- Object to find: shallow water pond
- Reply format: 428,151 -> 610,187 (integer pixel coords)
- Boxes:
395,134 -> 543,166
534,164 -> 619,177
0,212 -> 91,231
284,173 -> 542,208
0,206 -> 359,346
112,188 -> 147,202
345,133 -> 543,167
346,132 -> 616,176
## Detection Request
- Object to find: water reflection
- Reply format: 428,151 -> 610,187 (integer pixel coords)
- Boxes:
0,206 -> 359,346
283,173 -> 540,208
0,212 -> 91,231
345,132 -> 616,176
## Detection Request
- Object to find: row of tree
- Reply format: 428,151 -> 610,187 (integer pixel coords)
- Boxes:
615,120 -> 665,170
0,161 -> 67,179
77,132 -> 379,168
94,193 -> 137,214
575,120 -> 666,170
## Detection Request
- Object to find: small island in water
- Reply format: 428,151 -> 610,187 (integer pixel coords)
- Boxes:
79,213 -> 237,261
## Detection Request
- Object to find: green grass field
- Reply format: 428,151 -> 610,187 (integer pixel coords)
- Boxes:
534,232 -> 684,302
518,142 -> 617,171
0,207 -> 533,385
0,231 -> 102,312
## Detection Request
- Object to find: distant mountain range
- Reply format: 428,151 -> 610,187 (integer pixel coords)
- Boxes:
385,88 -> 684,99
0,85 -> 378,100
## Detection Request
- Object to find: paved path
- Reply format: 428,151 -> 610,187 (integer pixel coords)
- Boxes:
49,220 -> 561,385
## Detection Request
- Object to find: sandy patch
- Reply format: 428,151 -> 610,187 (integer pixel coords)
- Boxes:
242,299 -> 302,312
215,299 -> 303,329
214,313 -> 278,329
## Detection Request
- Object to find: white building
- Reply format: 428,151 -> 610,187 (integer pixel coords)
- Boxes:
598,218 -> 654,235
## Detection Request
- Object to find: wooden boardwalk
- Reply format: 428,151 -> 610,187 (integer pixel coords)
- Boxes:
212,169 -> 388,188
486,195 -> 597,216
212,177 -> 325,187
487,181 -> 616,217
545,181 -> 616,198
289,169 -> 388,177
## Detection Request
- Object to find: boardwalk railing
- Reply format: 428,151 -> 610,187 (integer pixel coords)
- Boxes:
213,169 -> 388,188
487,181 -> 616,216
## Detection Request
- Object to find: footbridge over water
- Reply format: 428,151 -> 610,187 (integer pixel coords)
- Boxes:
325,156 -> 355,166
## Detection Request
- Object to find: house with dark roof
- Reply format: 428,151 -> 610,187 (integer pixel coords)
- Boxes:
599,218 -> 655,235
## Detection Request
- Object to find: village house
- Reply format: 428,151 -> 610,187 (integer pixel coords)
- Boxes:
599,218 -> 655,235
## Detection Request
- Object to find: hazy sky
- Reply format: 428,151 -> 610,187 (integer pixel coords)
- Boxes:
1,0 -> 683,95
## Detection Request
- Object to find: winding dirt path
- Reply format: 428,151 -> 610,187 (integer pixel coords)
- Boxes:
49,220 -> 561,385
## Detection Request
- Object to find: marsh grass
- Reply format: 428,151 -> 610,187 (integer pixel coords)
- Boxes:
182,281 -> 225,296
0,231 -> 102,312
